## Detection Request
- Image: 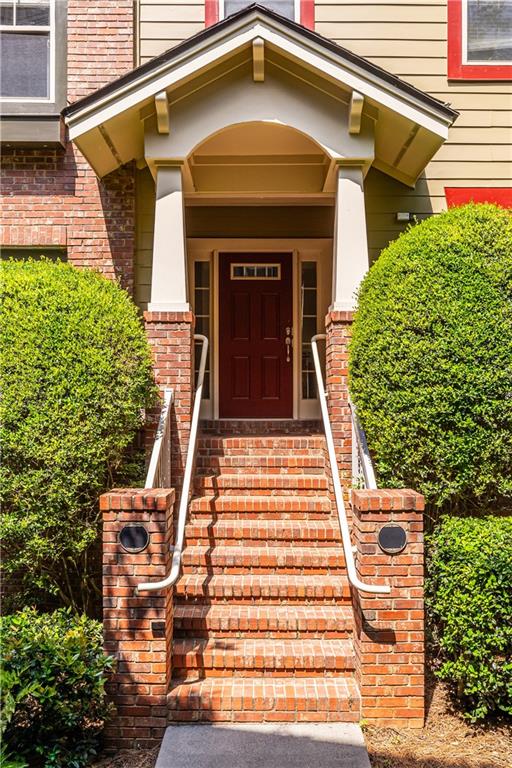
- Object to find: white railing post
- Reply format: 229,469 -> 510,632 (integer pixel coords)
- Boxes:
136,334 -> 208,595
349,398 -> 377,490
311,334 -> 389,595
145,387 -> 173,490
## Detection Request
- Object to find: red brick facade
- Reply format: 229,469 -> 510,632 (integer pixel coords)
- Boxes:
351,489 -> 425,728
101,489 -> 175,749
0,1 -> 135,292
325,311 -> 354,490
143,312 -> 195,496
4,1 -> 429,745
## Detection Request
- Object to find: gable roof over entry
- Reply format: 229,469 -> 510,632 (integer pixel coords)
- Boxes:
63,4 -> 458,187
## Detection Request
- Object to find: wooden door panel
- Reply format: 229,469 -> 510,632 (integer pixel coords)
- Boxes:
231,356 -> 250,400
261,356 -> 280,400
261,292 -> 280,340
231,291 -> 250,340
219,253 -> 293,418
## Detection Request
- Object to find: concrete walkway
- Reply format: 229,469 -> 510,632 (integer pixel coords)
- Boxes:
155,722 -> 371,768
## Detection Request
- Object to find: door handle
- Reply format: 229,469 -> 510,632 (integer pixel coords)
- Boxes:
285,326 -> 292,363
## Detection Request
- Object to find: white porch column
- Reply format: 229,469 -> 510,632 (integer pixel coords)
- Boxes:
148,162 -> 190,312
331,165 -> 369,311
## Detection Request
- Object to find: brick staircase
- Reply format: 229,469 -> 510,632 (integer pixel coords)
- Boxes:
167,421 -> 360,723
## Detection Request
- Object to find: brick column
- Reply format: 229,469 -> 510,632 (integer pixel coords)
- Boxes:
101,488 -> 175,749
144,311 -> 194,496
325,311 -> 353,487
351,489 -> 425,728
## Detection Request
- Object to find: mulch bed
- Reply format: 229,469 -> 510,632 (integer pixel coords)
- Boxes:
365,679 -> 511,768
93,747 -> 159,768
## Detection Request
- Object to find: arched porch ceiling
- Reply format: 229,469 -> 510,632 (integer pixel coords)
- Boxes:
64,4 -> 458,188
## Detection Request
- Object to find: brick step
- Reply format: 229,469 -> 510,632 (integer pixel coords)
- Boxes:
167,676 -> 360,722
172,638 -> 355,676
175,574 -> 350,602
197,436 -> 325,453
196,454 -> 325,472
185,519 -> 341,545
195,474 -> 329,495
181,545 -> 346,573
199,420 -> 323,436
189,495 -> 332,519
173,604 -> 354,638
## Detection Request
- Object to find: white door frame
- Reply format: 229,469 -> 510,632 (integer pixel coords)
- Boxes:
188,237 -> 332,420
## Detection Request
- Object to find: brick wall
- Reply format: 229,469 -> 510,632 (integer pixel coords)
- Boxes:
351,489 -> 425,728
0,1 -> 136,292
101,488 -> 175,749
144,312 -> 195,497
324,311 -> 353,507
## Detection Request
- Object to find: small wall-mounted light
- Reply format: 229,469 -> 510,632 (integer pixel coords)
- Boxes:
396,212 -> 413,223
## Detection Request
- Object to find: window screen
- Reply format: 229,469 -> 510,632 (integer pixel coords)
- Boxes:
466,0 -> 512,63
223,1 -> 295,21
0,1 -> 52,98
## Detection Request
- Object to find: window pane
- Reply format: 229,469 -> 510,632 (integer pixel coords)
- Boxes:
0,4 -> 14,25
16,3 -> 50,26
224,1 -> 295,21
194,260 -> 210,288
0,31 -> 49,97
467,0 -> 512,62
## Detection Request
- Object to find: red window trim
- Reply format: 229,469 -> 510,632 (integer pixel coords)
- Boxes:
445,187 -> 512,209
206,1 -> 314,30
448,0 -> 512,80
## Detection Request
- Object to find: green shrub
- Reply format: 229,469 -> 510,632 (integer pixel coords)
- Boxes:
349,204 -> 512,513
0,259 -> 155,612
426,516 -> 512,721
1,608 -> 114,767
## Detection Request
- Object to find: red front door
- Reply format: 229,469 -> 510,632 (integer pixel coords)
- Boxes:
219,253 -> 293,419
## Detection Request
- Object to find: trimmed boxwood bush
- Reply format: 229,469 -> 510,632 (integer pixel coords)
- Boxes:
0,259 -> 155,612
0,608 -> 113,768
349,204 -> 512,513
426,516 -> 512,721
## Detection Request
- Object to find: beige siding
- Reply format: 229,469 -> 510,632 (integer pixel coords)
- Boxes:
137,1 -> 203,62
136,0 -> 511,301
315,0 -> 511,253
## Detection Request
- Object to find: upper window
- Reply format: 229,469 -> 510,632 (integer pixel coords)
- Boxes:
448,0 -> 512,80
206,1 -> 314,29
0,0 -> 54,100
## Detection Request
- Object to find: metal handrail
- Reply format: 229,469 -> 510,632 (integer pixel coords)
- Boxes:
311,334 -> 390,595
145,387 -> 173,489
349,398 -> 377,490
136,334 -> 209,594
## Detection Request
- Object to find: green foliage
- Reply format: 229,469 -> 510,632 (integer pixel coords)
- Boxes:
1,608 -> 114,767
426,516 -> 512,721
349,203 -> 512,512
0,259 -> 155,612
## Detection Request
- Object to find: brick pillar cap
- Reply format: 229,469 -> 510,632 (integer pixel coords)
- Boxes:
325,310 -> 354,325
100,488 -> 175,511
351,488 -> 425,512
144,310 -> 194,323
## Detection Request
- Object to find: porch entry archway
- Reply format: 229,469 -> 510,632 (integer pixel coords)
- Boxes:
218,251 -> 293,418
